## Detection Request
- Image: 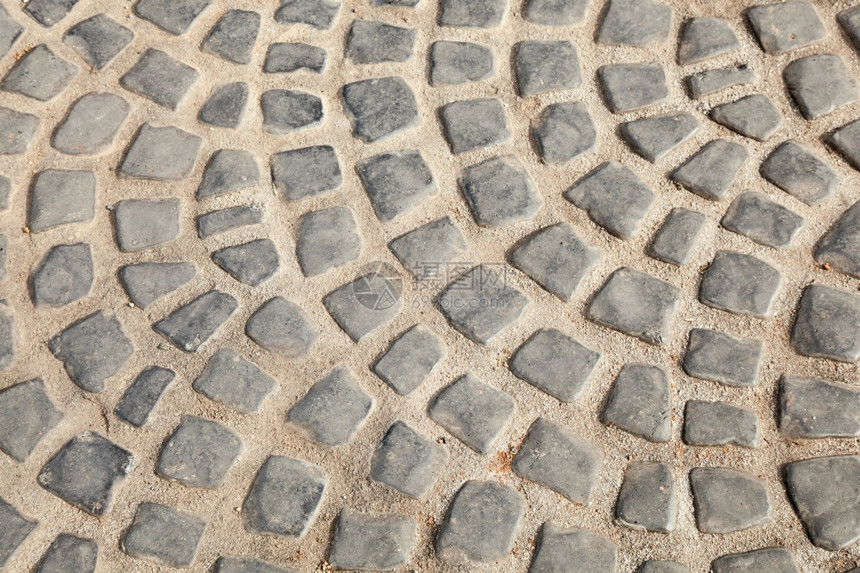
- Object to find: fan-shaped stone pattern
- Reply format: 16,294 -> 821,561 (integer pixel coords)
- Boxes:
779,376 -> 860,439
784,54 -> 857,119
601,364 -> 671,442
0,5 -> 23,59
514,40 -> 581,97
513,417 -> 603,504
48,311 -> 134,393
509,328 -> 601,402
53,92 -> 130,155
683,401 -> 759,448
699,251 -> 782,317
122,503 -> 206,567
389,217 -> 468,279
690,467 -> 771,534
265,43 -> 326,73
329,509 -> 416,571
429,374 -> 514,454
38,431 -> 135,516
114,198 -> 180,252
115,366 -> 175,427
157,415 -> 243,489
711,549 -> 799,573
459,155 -> 542,227
0,379 -> 63,462
791,285 -> 860,363
242,455 -> 327,537
430,41 -> 494,85
347,20 -> 415,63
119,262 -> 196,308
261,90 -> 323,135
529,524 -> 617,573
153,290 -> 238,352
212,239 -> 280,286
373,325 -> 444,395
839,5 -> 860,52
639,561 -> 689,573
440,98 -> 510,154
134,0 -> 211,35
120,123 -> 202,181
121,49 -> 198,110
598,0 -> 671,47
324,272 -> 403,342
245,297 -> 317,359
0,107 -> 39,155
370,421 -> 447,498
35,534 -> 98,573
587,267 -> 679,345
436,481 -> 524,563
63,14 -> 133,70
683,329 -> 763,387
721,191 -> 803,248
687,66 -> 753,98
710,94 -> 782,142
0,498 -> 37,568
599,63 -> 668,112
621,113 -> 698,163
533,102 -> 596,164
760,141 -> 837,206
677,17 -> 738,65
649,208 -> 705,266
296,206 -> 360,276
747,1 -> 825,54
815,201 -> 860,279
830,119 -> 860,171
2,45 -> 77,101
616,461 -> 677,532
524,0 -> 590,26
357,149 -> 436,221
28,169 -> 96,232
672,139 -> 747,200
271,145 -> 341,200
193,349 -> 275,413
439,0 -> 507,28
565,162 -> 655,239
216,557 -> 297,573
784,455 -> 860,550
198,205 -> 263,238
342,76 -> 419,142
199,82 -> 249,128
203,10 -> 259,65
275,0 -> 340,30
198,149 -> 260,199
31,243 -> 93,309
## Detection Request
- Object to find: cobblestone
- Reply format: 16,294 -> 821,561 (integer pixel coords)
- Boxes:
0,107 -> 39,155
430,41 -> 493,85
783,54 -> 857,119
358,149 -> 436,221
677,18 -> 738,65
721,191 -> 804,248
114,198 -> 181,252
122,502 -> 206,567
115,366 -> 175,427
460,155 -> 542,227
34,534 -> 97,573
515,41 -> 581,97
153,290 -> 238,352
215,556 -> 295,573
346,20 -> 415,63
509,328 -> 601,401
648,208 -> 705,266
683,400 -> 759,447
324,272 -> 402,341
261,89 -> 324,135
119,262 -> 196,308
598,63 -> 668,112
690,467 -> 771,534
791,285 -> 860,362
683,328 -> 763,387
275,0 -> 340,30
710,94 -> 782,142
28,169 -> 96,232
529,524 -> 617,573
747,1 -> 826,54
156,415 -> 243,488
52,92 -> 130,155
620,113 -> 698,163
440,98 -> 510,154
197,205 -> 263,238
212,239 -> 280,286
439,0 -> 506,28
198,149 -> 260,198
342,77 -> 418,142
121,48 -> 198,110
638,561 -> 689,573
245,297 -> 317,359
388,217 -> 467,279
533,102 -> 596,164
30,243 -> 93,308
815,200 -> 860,278
119,123 -> 201,181
671,139 -> 747,200
699,251 -> 782,317
264,43 -> 326,73
597,0 -> 671,47
370,421 -> 447,498
2,45 -> 77,101
830,119 -> 860,171
0,498 -> 36,567
687,66 -> 753,99
192,349 -> 275,413
63,14 -> 133,70
135,0 -> 211,35
524,0 -> 590,26
615,461 -> 677,532
601,363 -> 671,442
710,548 -> 799,573
203,10 -> 260,65
779,375 -> 860,438
199,82 -> 249,129
760,141 -> 837,206
271,145 -> 341,200
328,509 -> 416,570
373,325 -> 444,395
0,379 -> 63,462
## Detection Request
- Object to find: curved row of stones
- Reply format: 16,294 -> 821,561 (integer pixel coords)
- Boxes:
0,0 -> 859,571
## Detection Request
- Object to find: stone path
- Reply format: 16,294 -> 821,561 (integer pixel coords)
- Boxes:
0,0 -> 859,571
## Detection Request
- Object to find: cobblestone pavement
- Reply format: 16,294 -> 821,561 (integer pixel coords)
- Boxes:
0,0 -> 859,571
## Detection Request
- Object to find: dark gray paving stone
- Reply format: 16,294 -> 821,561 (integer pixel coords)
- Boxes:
648,208 -> 705,266
193,349 -> 275,413
329,509 -> 416,571
114,198 -> 180,252
509,328 -> 601,402
370,421 -> 447,498
63,14 -> 133,70
784,54 -> 857,119
533,102 -> 596,164
373,0 -> 419,5
437,264 -> 530,345
0,235 -> 5,282
2,44 -> 77,101
261,89 -> 323,135
601,364 -> 671,442
120,48 -> 198,109
296,206 -> 360,276
119,123 -> 202,181
587,267 -> 679,345
638,561 -> 689,573
242,455 -> 327,537
779,375 -> 860,439
38,431 -> 135,516
275,0 -> 340,30
0,498 -> 36,568
31,243 -> 93,308
524,0 -> 590,26
202,10 -> 260,65
198,149 -> 259,199
324,271 -> 403,342
513,417 -> 603,503
509,222 -> 601,301
699,251 -> 782,317
35,533 -> 97,573
711,548 -> 799,573
0,302 -> 11,370
0,176 -> 8,210
115,366 -> 175,427
839,5 -> 860,52
785,455 -> 860,550
245,297 -> 317,359
347,20 -> 415,64
761,141 -> 837,206
199,82 -> 249,128
212,238 -> 280,286
439,0 -> 506,28
599,63 -> 667,112
157,415 -> 243,488
722,191 -> 804,248
677,17 -> 738,65
389,217 -> 467,280
119,262 -> 196,308
689,467 -> 771,534
671,140 -> 747,200
711,94 -> 782,142
153,290 -> 238,352
358,149 -> 436,221
441,98 -> 509,154
0,379 -> 63,462
429,374 -> 514,454
683,328 -> 763,387
621,113 -> 698,163
0,107 -> 39,155
134,0 -> 211,35
436,481 -> 524,563
597,0 -> 671,47
816,201 -> 860,278
687,66 -> 753,98
197,205 -> 263,238
616,461 -> 677,532
0,5 -> 23,59
373,325 -> 444,395
683,400 -> 759,447
831,119 -> 860,172
747,1 -> 825,54
515,41 -> 581,97
430,41 -> 493,85
215,556 -> 295,573
53,92 -> 130,155
791,285 -> 860,363
264,43 -> 326,73
461,155 -> 542,227
271,145 -> 341,201
529,523 -> 617,573
49,311 -> 133,393
122,503 -> 206,567
286,367 -> 373,446
342,76 -> 418,142
28,169 -> 95,232
565,162 -> 654,239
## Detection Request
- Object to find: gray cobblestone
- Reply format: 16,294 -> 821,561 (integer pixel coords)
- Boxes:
0,498 -> 36,568
342,77 -> 418,142
0,5 -> 22,59
212,239 -> 280,286
597,0 -> 671,47
699,251 -> 782,317
261,89 -> 323,135
119,123 -> 201,181
530,524 -> 617,573
197,205 -> 263,238
687,66 -> 753,99
134,0 -> 211,35
28,169 -> 96,232
296,206 -> 361,276
63,14 -> 133,70
156,415 -> 243,489
760,141 -> 837,206
202,10 -> 260,65
710,94 -> 782,142
690,467 -> 771,534
747,1 -> 826,54
830,119 -> 860,171
370,421 -> 447,498
0,379 -> 63,462
533,102 -> 596,164
648,208 -> 705,266
672,139 -> 747,199
722,191 -> 804,248
430,41 -> 493,85
711,549 -> 799,573
115,366 -> 175,427
440,98 -> 510,154
460,155 -> 542,227
388,217 -> 467,279
192,349 -> 275,413
791,285 -> 860,362
215,556 -> 295,573
439,0 -> 506,28
198,149 -> 260,199
2,45 -> 77,101
615,461 -> 677,533
683,400 -> 759,447
783,54 -> 857,119
0,107 -> 39,155
779,375 -> 860,438
119,262 -> 196,308
677,17 -> 738,65
358,149 -> 436,221
524,0 -> 590,26
815,200 -> 860,278
509,328 -> 601,401
324,272 -> 402,342
328,509 -> 416,570
620,113 -> 698,163
264,43 -> 326,74
346,20 -> 415,63
275,0 -> 340,30
515,41 -> 581,97
199,82 -> 249,129
638,561 -> 689,573
430,373 -> 514,454
122,502 -> 206,567
153,290 -> 238,352
245,296 -> 317,359
34,533 -> 97,573
30,243 -> 93,308
373,325 -> 444,395
121,48 -> 198,110
53,92 -> 130,155
114,198 -> 181,252
599,63 -> 668,112
601,364 -> 671,442
271,145 -> 341,201
683,328 -> 763,387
